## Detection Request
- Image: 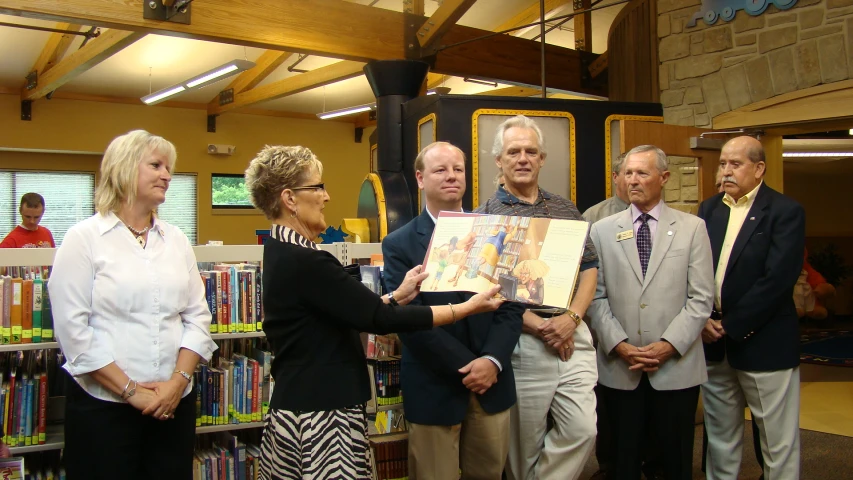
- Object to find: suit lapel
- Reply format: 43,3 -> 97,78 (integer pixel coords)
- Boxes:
642,204 -> 676,292
616,209 -> 644,284
708,196 -> 729,272
414,211 -> 435,255
724,183 -> 770,280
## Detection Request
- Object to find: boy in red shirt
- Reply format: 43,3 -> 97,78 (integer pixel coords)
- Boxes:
0,193 -> 55,248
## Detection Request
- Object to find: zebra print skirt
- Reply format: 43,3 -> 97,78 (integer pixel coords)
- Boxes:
259,405 -> 372,480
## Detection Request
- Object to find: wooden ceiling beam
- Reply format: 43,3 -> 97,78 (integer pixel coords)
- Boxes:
209,60 -> 365,116
493,0 -> 570,33
416,0 -> 477,51
208,50 -> 292,108
0,0 -> 602,95
427,73 -> 446,89
21,29 -> 145,101
28,22 -> 83,79
474,86 -> 542,96
403,0 -> 425,16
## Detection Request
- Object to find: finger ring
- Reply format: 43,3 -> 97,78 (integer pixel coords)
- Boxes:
564,345 -> 570,349
162,413 -> 170,418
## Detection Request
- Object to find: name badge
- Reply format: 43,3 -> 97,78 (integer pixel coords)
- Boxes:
616,230 -> 634,241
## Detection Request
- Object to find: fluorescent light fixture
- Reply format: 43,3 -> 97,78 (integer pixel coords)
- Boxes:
317,103 -> 375,120
140,59 -> 255,105
141,85 -> 187,105
782,152 -> 853,157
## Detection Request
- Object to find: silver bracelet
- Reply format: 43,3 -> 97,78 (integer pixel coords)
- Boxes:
120,378 -> 133,399
174,370 -> 192,383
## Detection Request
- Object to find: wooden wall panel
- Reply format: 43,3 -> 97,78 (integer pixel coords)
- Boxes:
607,0 -> 658,103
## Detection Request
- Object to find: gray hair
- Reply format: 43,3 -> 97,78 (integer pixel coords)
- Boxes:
624,145 -> 668,172
612,153 -> 627,174
491,115 -> 547,158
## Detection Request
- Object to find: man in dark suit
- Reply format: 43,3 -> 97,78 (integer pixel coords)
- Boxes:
382,141 -> 523,480
698,136 -> 805,480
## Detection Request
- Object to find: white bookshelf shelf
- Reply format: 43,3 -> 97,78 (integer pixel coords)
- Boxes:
9,424 -> 64,454
0,341 -> 59,352
196,421 -> 265,434
210,332 -> 265,340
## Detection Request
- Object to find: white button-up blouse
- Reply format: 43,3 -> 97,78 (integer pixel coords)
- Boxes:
49,212 -> 217,402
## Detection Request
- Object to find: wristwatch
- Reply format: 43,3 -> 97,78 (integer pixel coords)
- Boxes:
566,310 -> 582,327
387,290 -> 399,306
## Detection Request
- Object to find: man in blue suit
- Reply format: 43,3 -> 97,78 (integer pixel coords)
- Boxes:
383,141 -> 523,480
698,136 -> 805,479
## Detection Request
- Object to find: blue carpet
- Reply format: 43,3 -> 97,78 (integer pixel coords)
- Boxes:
800,330 -> 853,367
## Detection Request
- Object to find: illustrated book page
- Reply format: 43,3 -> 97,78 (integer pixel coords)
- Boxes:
421,211 -> 589,309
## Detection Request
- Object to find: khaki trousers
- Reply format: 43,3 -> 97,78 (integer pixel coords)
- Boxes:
703,357 -> 801,480
408,393 -> 510,480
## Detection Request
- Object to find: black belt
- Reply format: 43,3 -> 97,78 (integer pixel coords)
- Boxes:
532,310 -> 565,319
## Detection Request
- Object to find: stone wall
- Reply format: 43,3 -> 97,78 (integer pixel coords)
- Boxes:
665,156 -> 701,213
658,0 -> 853,126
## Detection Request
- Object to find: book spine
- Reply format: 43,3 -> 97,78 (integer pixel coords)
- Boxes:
11,278 -> 22,344
22,280 -> 33,344
251,360 -> 259,422
41,279 -> 53,341
32,278 -> 42,343
38,372 -> 47,444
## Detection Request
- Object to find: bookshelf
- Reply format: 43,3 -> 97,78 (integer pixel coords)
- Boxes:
462,216 -> 531,282
0,242 -> 387,460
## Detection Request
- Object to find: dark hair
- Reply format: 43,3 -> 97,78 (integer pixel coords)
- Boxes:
19,193 -> 45,210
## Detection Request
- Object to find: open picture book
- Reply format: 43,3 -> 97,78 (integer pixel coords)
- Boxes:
421,212 -> 590,309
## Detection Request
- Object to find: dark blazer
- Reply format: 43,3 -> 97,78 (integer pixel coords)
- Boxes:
697,182 -> 805,371
262,239 -> 433,412
382,210 -> 523,426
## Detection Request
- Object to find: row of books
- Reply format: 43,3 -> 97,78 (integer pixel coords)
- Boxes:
370,358 -> 402,406
1,350 -> 65,448
371,436 -> 409,480
193,432 -> 261,480
196,346 -> 273,426
0,276 -> 54,345
199,263 -> 263,335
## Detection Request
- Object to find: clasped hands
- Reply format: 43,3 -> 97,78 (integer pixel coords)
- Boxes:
702,318 -> 726,343
615,340 -> 676,372
126,375 -> 190,421
458,357 -> 499,395
537,313 -> 577,362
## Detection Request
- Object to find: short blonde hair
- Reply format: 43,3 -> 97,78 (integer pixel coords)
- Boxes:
245,145 -> 323,220
94,130 -> 177,215
414,141 -> 466,172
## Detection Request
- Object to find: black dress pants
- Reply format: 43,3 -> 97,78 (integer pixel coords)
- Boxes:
600,374 -> 700,480
63,378 -> 196,480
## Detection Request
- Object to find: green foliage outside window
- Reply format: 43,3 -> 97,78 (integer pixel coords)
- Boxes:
212,175 -> 252,207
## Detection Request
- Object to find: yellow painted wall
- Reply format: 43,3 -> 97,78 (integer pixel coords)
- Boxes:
0,94 -> 374,245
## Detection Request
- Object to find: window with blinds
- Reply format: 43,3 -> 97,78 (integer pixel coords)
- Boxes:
158,173 -> 198,245
0,171 -> 95,246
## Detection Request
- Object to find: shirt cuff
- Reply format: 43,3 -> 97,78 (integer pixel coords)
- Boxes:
580,260 -> 599,271
482,355 -> 502,372
180,330 -> 218,363
63,349 -> 114,377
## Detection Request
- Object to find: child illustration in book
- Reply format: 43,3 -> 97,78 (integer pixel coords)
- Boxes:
513,259 -> 550,304
467,221 -> 518,280
428,245 -> 451,291
446,231 -> 477,286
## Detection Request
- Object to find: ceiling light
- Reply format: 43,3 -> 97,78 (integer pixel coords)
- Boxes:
782,152 -> 853,157
849,128 -> 853,135
141,85 -> 187,105
427,87 -> 452,95
317,103 -> 375,120
140,59 -> 255,105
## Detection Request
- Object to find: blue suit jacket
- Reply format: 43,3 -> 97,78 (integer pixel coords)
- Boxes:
381,210 -> 523,425
697,182 -> 805,371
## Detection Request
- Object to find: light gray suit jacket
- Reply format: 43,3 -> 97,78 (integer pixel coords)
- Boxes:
588,203 -> 714,391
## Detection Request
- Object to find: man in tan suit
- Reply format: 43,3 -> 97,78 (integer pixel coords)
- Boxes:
587,145 -> 714,479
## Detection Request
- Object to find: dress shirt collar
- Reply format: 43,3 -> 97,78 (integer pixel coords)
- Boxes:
425,207 -> 464,225
96,211 -> 166,239
270,223 -> 319,250
723,180 -> 763,208
496,184 -> 552,206
630,200 -> 663,225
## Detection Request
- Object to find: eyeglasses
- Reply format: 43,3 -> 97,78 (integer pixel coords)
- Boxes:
290,183 -> 325,192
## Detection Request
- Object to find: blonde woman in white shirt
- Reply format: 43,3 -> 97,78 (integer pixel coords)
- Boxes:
50,130 -> 216,480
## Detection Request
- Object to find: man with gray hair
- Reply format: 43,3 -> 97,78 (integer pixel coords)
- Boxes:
587,145 -> 714,479
583,153 -> 630,224
477,115 -> 599,480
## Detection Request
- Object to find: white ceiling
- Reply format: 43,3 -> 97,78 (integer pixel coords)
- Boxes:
0,0 -> 625,116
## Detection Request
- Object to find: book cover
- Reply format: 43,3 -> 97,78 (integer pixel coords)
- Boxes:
0,457 -> 25,480
421,211 -> 590,310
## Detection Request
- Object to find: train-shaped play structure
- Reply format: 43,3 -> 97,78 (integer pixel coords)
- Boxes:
687,0 -> 798,26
